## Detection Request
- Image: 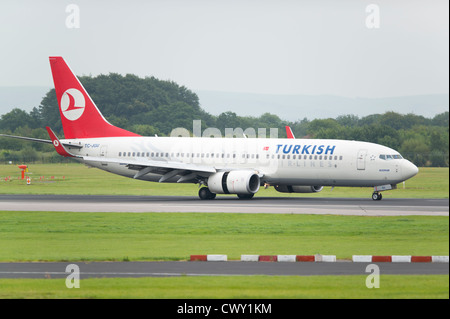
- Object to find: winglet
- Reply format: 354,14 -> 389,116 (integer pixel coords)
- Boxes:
285,126 -> 295,139
45,126 -> 79,158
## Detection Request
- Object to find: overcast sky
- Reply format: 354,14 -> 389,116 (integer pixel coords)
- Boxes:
0,0 -> 448,98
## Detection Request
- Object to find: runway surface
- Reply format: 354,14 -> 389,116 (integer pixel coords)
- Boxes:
1,195 -> 447,279
0,261 -> 448,279
0,194 -> 448,216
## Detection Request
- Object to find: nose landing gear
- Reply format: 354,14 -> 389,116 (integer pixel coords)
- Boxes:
372,192 -> 382,201
372,184 -> 397,200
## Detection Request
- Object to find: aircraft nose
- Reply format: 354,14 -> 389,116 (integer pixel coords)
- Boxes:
402,160 -> 419,180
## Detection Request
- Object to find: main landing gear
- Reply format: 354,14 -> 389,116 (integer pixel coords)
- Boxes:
198,187 -> 216,200
198,187 -> 255,200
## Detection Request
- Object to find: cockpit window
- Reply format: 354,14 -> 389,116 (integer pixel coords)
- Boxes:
379,154 -> 403,160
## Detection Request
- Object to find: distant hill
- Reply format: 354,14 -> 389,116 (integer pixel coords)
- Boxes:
196,90 -> 449,121
1,86 -> 448,121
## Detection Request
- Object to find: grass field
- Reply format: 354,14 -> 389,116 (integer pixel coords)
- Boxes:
0,164 -> 448,198
1,275 -> 448,299
0,163 -> 448,299
0,212 -> 448,261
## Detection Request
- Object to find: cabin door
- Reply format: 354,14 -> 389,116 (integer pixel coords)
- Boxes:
357,149 -> 367,170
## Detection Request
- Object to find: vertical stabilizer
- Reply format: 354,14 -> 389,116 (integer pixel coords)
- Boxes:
49,56 -> 140,139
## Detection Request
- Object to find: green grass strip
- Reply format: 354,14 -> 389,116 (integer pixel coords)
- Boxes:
0,212 -> 447,262
0,275 -> 448,299
0,164 -> 448,198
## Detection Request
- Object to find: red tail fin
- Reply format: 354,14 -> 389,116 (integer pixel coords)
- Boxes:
49,56 -> 140,139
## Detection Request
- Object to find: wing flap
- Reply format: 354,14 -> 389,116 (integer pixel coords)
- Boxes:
82,155 -> 217,177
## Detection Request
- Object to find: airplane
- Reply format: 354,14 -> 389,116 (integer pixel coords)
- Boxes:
0,56 -> 419,201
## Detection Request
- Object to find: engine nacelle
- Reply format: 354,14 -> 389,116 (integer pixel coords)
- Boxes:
275,185 -> 323,193
208,171 -> 260,195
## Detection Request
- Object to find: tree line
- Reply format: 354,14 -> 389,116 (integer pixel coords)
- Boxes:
0,73 -> 448,166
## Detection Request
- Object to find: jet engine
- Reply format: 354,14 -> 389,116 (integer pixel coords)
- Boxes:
275,185 -> 324,193
208,171 -> 260,195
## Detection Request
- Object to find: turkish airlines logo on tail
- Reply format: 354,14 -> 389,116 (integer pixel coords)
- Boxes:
60,88 -> 85,121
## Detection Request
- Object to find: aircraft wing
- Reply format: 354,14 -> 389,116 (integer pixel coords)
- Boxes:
43,127 -> 217,182
0,133 -> 83,149
83,155 -> 217,182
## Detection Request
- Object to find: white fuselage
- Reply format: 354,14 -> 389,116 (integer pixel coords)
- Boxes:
62,136 -> 419,187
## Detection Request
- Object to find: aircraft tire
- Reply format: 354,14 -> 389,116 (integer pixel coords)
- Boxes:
237,193 -> 254,200
372,192 -> 382,200
199,187 -> 216,200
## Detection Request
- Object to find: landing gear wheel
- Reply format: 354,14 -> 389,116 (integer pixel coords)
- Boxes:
199,187 -> 216,200
372,192 -> 382,201
237,193 -> 254,200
